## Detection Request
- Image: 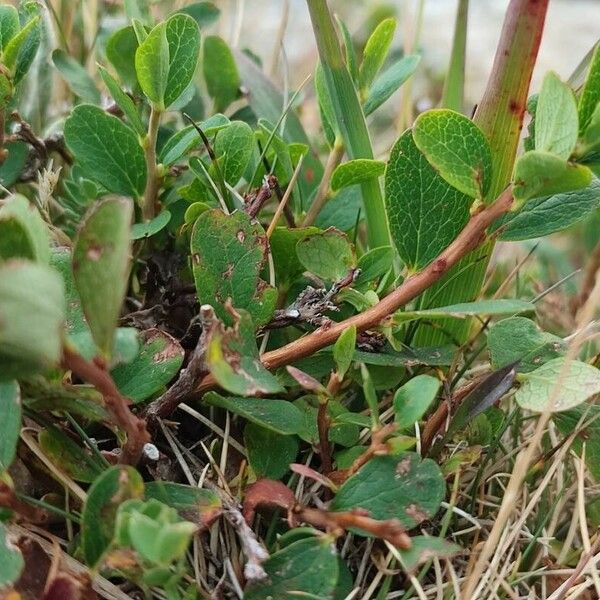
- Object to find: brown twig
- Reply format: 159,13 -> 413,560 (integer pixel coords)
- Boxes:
244,174 -> 277,218
571,239 -> 600,316
62,346 -> 149,464
186,188 -> 514,402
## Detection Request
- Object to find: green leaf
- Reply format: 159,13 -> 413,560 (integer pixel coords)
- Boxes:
396,299 -> 535,322
394,375 -> 440,430
135,21 -> 169,107
513,151 -> 592,202
125,0 -> 151,23
364,54 -> 420,116
0,261 -> 64,381
336,16 -> 358,84
295,397 -> 359,448
106,26 -> 139,89
0,142 -> 27,188
359,17 -> 396,91
413,109 -> 492,198
111,329 -> 184,403
331,159 -> 386,191
270,226 -> 320,286
353,245 -> 393,290
244,423 -> 299,480
131,210 -> 172,240
2,15 -> 40,82
213,120 -> 254,186
72,197 -> 133,357
488,317 -> 566,373
163,14 -> 201,108
245,536 -> 339,600
52,49 -> 101,104
174,2 -> 220,29
296,228 -> 356,281
145,481 -> 222,528
0,381 -> 21,471
0,522 -> 23,587
333,325 -> 356,378
579,45 -> 600,135
38,426 -> 105,483
82,465 -> 144,567
554,404 -> 600,481
353,346 -> 454,367
0,6 -> 19,52
0,194 -> 50,264
204,392 -> 303,435
64,104 -> 147,197
534,71 -> 578,159
191,209 -> 276,326
495,177 -> 600,241
159,113 -> 230,166
206,312 -> 283,396
98,66 -> 145,135
330,453 -> 445,529
397,536 -> 461,573
385,130 -> 471,270
203,35 -> 240,111
580,103 -> 600,154
516,358 -> 600,413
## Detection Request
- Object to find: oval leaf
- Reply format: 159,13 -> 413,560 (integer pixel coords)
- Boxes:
331,159 -> 386,191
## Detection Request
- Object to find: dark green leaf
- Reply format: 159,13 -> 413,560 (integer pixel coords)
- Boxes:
131,210 -> 171,240
244,423 -> 299,480
0,381 -> 21,471
98,66 -> 145,135
106,26 -> 139,89
204,392 -> 303,435
64,104 -> 147,197
203,36 -> 240,111
72,197 -> 133,357
111,329 -> 184,403
3,14 -> 40,84
331,453 -> 445,529
135,21 -> 169,106
0,6 -> 19,51
413,109 -> 492,198
385,130 -> 471,269
495,177 -> 600,240
579,44 -> 600,135
191,209 -> 276,326
82,465 -> 144,567
270,226 -> 319,286
213,120 -> 254,186
0,522 -> 23,587
245,536 -> 339,600
488,317 -> 566,372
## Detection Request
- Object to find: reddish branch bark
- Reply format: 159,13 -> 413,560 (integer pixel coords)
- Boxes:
62,347 -> 150,464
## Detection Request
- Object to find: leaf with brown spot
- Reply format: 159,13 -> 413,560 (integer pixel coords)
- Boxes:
191,209 -> 277,327
111,329 -> 184,403
243,479 -> 295,523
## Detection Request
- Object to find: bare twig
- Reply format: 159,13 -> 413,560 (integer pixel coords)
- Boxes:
61,346 -> 149,464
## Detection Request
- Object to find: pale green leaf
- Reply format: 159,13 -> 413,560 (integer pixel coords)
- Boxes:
413,108 -> 492,198
135,21 -> 169,106
397,536 -> 461,572
99,66 -> 145,135
513,151 -> 591,201
52,49 -> 101,103
333,325 -> 356,378
359,17 -> 396,91
535,71 -> 578,159
0,522 -> 23,587
579,44 -> 600,135
203,35 -> 240,111
0,6 -> 19,52
213,120 -> 254,186
516,358 -> 600,412
394,375 -> 440,430
296,228 -> 356,281
106,26 -> 139,89
0,381 -> 21,471
131,210 -> 172,240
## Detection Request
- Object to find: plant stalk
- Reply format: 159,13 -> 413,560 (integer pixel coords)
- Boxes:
414,0 -> 549,347
441,0 -> 469,113
306,0 -> 390,249
142,105 -> 162,221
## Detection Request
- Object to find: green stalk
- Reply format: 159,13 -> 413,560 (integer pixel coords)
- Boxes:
441,0 -> 469,113
141,105 -> 162,221
414,0 -> 549,347
306,0 -> 390,249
